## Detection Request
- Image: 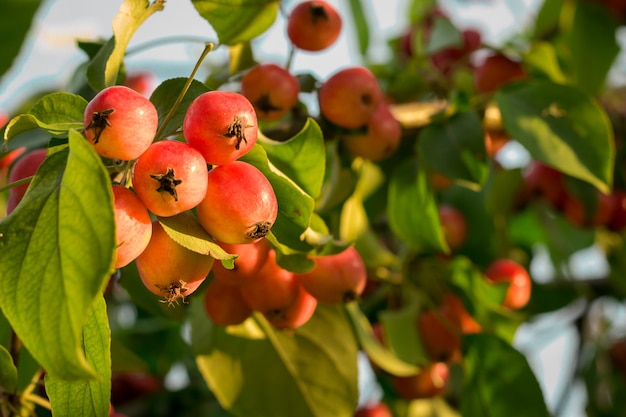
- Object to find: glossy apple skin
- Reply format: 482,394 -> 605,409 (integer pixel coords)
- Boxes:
183,91 -> 258,166
239,250 -> 299,315
212,238 -> 272,285
318,66 -> 382,129
474,53 -> 526,94
296,246 -> 367,304
265,284 -> 318,330
438,205 -> 467,251
5,148 -> 47,215
135,221 -> 214,305
287,0 -> 342,52
341,103 -> 402,162
485,259 -> 532,310
111,185 -> 152,269
132,140 -> 208,217
83,85 -> 158,160
417,293 -> 481,361
392,361 -> 450,400
196,161 -> 278,244
354,402 -> 393,417
204,278 -> 253,326
240,63 -> 300,121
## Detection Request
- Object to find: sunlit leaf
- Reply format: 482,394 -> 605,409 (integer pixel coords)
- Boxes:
523,41 -> 567,84
4,93 -> 87,143
0,130 -> 114,379
87,0 -> 165,90
0,0 -> 42,80
0,345 -> 17,393
461,333 -> 550,417
496,80 -> 614,193
347,0 -> 369,56
192,299 -> 359,417
191,0 -> 279,45
158,212 -> 237,269
46,296 -> 111,417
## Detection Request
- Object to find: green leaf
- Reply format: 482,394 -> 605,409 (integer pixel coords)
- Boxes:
418,111 -> 488,187
191,0 -> 279,45
4,93 -> 88,143
0,0 -> 43,80
567,0 -> 619,95
229,42 -> 256,76
387,158 -> 448,253
46,296 -> 111,417
87,0 -> 165,90
523,41 -> 567,84
347,0 -> 370,56
345,303 -> 419,377
158,212 -> 237,269
0,345 -> 17,392
461,333 -> 550,417
260,119 -> 326,199
532,0 -> 562,39
0,130 -> 115,380
192,300 -> 359,417
496,80 -> 614,193
150,77 -> 210,138
378,306 -> 430,368
240,145 -> 320,252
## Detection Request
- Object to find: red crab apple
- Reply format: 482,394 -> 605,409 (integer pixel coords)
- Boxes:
318,66 -> 382,129
239,250 -> 300,316
287,0 -> 342,52
438,204 -> 467,251
135,221 -> 214,305
265,285 -> 318,329
417,292 -> 481,361
392,361 -> 450,400
111,185 -> 152,269
211,238 -> 272,285
204,278 -> 252,326
83,85 -> 158,160
0,147 -> 27,186
474,53 -> 527,94
354,402 -> 393,417
608,189 -> 626,232
131,140 -> 208,217
484,259 -> 532,310
196,161 -> 278,244
183,91 -> 258,166
563,190 -> 615,229
520,160 -> 567,209
123,71 -> 156,97
240,63 -> 300,121
430,28 -> 482,75
5,148 -> 47,215
295,246 -> 367,304
341,103 -> 402,161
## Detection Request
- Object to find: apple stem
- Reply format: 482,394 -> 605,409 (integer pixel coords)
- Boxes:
154,42 -> 216,141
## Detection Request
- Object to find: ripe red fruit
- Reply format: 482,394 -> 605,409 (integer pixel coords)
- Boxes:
240,63 -> 300,121
417,293 -> 481,361
135,221 -> 214,305
203,278 -> 253,326
212,239 -> 272,285
341,103 -> 402,162
318,66 -> 382,129
430,28 -> 482,75
111,372 -> 162,406
562,190 -> 615,229
608,189 -> 626,232
265,285 -> 318,329
131,140 -> 208,217
0,147 -> 27,186
183,91 -> 258,166
392,361 -> 450,400
484,259 -> 532,310
83,85 -> 158,160
123,71 -> 156,97
239,250 -> 299,315
474,53 -> 526,94
520,160 -> 567,209
196,161 -> 278,244
354,402 -> 393,417
609,338 -> 626,380
5,148 -> 47,215
111,185 -> 152,269
295,246 -> 367,304
438,205 -> 467,251
286,0 -> 342,52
